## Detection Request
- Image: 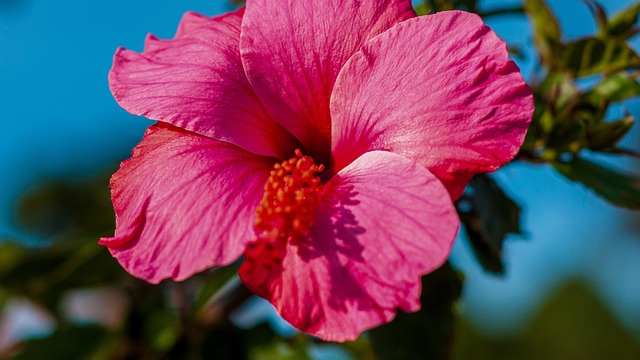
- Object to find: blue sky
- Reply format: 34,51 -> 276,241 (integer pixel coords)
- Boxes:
1,0 -> 638,335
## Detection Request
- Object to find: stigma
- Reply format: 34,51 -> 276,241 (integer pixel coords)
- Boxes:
244,149 -> 325,267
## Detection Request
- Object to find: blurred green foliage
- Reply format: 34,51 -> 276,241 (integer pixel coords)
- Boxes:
13,325 -> 111,360
457,0 -> 640,276
519,0 -> 640,208
453,281 -> 640,359
1,0 -> 640,359
369,263 -> 463,360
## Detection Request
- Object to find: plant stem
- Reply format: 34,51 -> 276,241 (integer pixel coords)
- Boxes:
197,275 -> 253,326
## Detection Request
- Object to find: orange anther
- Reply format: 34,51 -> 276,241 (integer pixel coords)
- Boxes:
250,150 -> 325,255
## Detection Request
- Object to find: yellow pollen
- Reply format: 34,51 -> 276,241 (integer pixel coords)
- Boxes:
253,149 -> 325,245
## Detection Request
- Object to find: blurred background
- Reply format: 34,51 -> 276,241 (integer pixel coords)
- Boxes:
0,0 -> 639,359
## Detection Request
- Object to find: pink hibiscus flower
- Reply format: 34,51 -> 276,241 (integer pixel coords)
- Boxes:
101,0 -> 533,341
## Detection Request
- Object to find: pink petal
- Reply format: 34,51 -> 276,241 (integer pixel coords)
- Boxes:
109,9 -> 298,159
239,151 -> 459,341
240,0 -> 415,162
331,11 -> 533,199
99,123 -> 272,284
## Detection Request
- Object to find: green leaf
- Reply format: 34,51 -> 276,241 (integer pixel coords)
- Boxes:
540,72 -> 581,110
524,0 -> 562,64
583,115 -> 635,150
553,157 -> 640,209
559,38 -> 640,77
458,175 -> 522,274
585,73 -> 640,104
369,262 -> 463,360
602,2 -> 640,39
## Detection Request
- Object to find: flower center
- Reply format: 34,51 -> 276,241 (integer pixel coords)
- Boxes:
244,149 -> 325,267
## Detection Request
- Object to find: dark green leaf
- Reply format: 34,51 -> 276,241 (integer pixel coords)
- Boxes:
478,5 -> 525,18
553,157 -> 640,209
0,287 -> 8,314
583,115 -> 635,150
559,38 -> 640,77
463,226 -> 505,273
15,325 -> 109,360
0,241 -> 25,276
458,175 -> 522,274
525,0 -> 562,64
453,0 -> 479,12
14,175 -> 114,240
144,311 -> 180,353
602,2 -> 640,39
369,262 -> 463,360
582,0 -> 608,31
520,97 -> 548,152
545,111 -> 603,155
199,324 -> 251,360
425,0 -> 455,12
